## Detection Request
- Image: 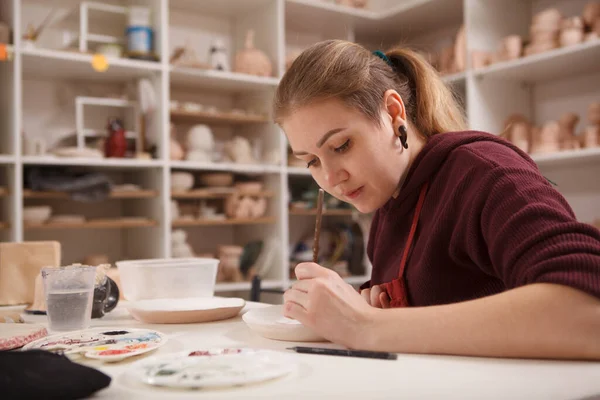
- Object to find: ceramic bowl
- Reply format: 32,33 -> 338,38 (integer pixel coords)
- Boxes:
23,206 -> 52,224
242,304 -> 326,342
116,257 -> 219,301
171,172 -> 194,192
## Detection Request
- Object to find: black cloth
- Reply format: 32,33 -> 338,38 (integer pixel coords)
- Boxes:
0,350 -> 111,400
25,167 -> 113,202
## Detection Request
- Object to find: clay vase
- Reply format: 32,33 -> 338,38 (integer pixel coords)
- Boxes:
583,1 -> 600,29
217,245 -> 244,282
588,102 -> 600,125
234,30 -> 273,77
533,121 -> 561,154
558,113 -> 580,150
502,35 -> 522,60
105,118 -> 127,158
511,122 -> 531,153
559,18 -> 584,47
583,126 -> 600,148
453,25 -> 466,72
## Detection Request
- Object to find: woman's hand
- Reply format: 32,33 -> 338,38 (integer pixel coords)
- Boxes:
283,262 -> 378,348
360,285 -> 391,308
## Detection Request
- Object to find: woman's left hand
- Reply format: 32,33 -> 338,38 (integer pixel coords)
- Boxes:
283,262 -> 377,348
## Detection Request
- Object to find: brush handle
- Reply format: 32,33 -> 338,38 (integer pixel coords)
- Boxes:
313,189 -> 324,263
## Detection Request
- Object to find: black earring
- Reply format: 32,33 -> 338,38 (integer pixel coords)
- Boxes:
398,125 -> 408,149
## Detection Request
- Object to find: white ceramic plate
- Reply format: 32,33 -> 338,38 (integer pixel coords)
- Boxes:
242,305 -> 326,342
22,327 -> 167,362
126,297 -> 246,324
128,348 -> 297,389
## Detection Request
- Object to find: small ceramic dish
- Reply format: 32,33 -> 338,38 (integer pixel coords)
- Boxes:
23,206 -> 52,224
128,347 -> 297,389
126,297 -> 245,324
242,304 -> 326,342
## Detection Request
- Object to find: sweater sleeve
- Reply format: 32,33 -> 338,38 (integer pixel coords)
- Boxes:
469,164 -> 600,299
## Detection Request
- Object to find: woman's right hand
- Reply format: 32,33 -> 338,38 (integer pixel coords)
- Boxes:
361,285 -> 391,309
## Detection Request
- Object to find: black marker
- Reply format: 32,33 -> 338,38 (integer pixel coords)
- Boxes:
287,346 -> 397,360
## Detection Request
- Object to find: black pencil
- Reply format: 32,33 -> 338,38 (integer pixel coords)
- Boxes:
287,346 -> 398,360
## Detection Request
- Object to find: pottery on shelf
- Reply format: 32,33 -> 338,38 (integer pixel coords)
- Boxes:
500,35 -> 523,61
588,102 -> 600,125
170,123 -> 185,161
217,245 -> 244,282
583,126 -> 600,148
453,25 -> 466,72
23,206 -> 52,224
558,113 -> 581,150
209,38 -> 231,72
235,181 -> 263,193
225,193 -> 267,219
223,136 -> 257,164
171,172 -> 194,192
234,30 -> 272,77
185,124 -> 214,162
532,121 -> 561,154
583,1 -> 600,29
83,254 -> 110,266
471,50 -> 492,69
171,229 -> 195,258
285,49 -> 302,71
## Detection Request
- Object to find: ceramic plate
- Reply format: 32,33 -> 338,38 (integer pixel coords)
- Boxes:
22,327 -> 167,362
128,348 -> 297,389
126,297 -> 246,324
242,305 -> 326,342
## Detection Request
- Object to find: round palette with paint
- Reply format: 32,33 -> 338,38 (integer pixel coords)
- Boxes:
128,348 -> 297,389
22,327 -> 168,362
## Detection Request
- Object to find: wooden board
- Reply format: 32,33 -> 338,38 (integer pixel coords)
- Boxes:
24,218 -> 157,230
172,217 -> 276,227
23,189 -> 158,199
170,109 -> 270,125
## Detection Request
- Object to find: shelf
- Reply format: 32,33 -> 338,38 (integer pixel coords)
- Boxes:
170,0 -> 274,16
442,71 -> 466,86
21,47 -> 162,82
170,161 -> 281,174
22,156 -> 163,169
172,189 -> 275,199
286,166 -> 311,176
172,217 -> 276,227
169,66 -> 279,93
170,110 -> 270,125
214,279 -> 283,292
285,0 -> 464,40
23,189 -> 158,199
473,40 -> 600,83
24,218 -> 157,230
289,208 -> 355,216
531,148 -> 600,169
0,155 -> 15,164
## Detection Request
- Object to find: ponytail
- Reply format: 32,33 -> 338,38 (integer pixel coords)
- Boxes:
274,40 -> 468,138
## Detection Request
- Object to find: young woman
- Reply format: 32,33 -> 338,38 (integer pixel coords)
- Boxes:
274,40 -> 600,360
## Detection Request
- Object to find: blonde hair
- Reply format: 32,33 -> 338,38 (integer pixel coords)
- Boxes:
273,40 -> 467,138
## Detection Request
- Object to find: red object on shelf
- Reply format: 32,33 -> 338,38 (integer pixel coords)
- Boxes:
105,117 -> 127,158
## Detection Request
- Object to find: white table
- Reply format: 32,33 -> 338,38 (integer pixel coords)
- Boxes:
11,302 -> 600,400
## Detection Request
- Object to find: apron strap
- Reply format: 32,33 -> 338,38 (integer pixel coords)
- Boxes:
397,182 -> 429,279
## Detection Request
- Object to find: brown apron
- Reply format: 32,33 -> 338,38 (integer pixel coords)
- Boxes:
380,182 -> 429,308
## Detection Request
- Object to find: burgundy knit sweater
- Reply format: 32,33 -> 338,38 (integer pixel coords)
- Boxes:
363,131 -> 600,306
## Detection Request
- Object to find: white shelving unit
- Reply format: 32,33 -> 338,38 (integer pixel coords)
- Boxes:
1,0 -> 598,298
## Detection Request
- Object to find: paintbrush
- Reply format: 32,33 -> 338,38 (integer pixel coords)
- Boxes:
313,189 -> 325,263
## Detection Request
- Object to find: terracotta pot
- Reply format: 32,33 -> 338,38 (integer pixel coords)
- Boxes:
583,126 -> 600,148
532,8 -> 563,28
588,102 -> 600,125
583,1 -> 600,28
502,35 -> 522,60
533,121 -> 561,154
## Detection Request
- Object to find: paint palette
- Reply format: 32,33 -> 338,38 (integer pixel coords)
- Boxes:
22,327 -> 168,362
128,348 -> 297,389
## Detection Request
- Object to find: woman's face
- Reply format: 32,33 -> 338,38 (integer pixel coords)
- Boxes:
282,95 -> 409,213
